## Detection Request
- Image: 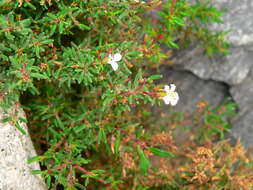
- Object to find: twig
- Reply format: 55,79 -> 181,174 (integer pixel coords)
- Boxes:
73,164 -> 111,186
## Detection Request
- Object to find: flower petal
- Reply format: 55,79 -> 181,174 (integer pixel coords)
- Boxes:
164,85 -> 170,93
107,60 -> 112,64
113,53 -> 122,62
170,93 -> 179,106
170,84 -> 176,92
162,95 -> 171,104
110,61 -> 118,71
170,98 -> 178,106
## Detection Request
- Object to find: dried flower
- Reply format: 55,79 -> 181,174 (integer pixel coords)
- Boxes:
162,84 -> 179,106
107,53 -> 122,71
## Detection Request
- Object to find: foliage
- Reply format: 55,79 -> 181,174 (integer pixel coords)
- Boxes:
143,0 -> 230,57
127,101 -> 253,190
1,0 -> 251,190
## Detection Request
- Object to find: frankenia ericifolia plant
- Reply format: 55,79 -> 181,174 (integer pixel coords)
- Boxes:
0,0 -> 229,189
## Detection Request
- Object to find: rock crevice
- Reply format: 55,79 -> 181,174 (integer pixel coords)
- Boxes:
169,0 -> 253,147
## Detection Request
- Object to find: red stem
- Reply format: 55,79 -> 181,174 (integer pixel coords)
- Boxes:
123,80 -> 146,96
142,91 -> 158,97
68,165 -> 74,186
116,127 -> 147,149
51,138 -> 65,151
73,164 -> 111,185
170,0 -> 177,15
47,163 -> 67,174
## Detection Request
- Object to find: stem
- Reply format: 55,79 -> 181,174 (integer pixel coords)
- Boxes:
170,0 -> 177,15
50,138 -> 66,152
73,164 -> 111,185
122,80 -> 146,96
116,127 -> 147,149
68,165 -> 74,186
47,163 -> 67,174
142,91 -> 158,97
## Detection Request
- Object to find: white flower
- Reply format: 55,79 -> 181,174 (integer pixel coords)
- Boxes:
108,53 -> 122,71
162,84 -> 179,106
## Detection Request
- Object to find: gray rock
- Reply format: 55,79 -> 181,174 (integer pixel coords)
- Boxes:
230,109 -> 253,147
211,0 -> 253,47
0,107 -> 47,190
169,0 -> 253,147
173,46 -> 253,85
228,70 -> 253,147
230,70 -> 253,111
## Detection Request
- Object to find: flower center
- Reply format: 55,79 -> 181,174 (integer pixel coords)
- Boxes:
166,91 -> 177,99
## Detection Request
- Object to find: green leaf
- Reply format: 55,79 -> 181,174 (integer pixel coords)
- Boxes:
98,128 -> 107,144
41,39 -> 54,45
85,177 -> 89,186
74,124 -> 86,134
31,170 -> 43,175
168,40 -> 179,49
148,74 -> 163,80
133,69 -> 142,89
149,147 -> 175,158
137,147 -> 150,174
30,73 -> 48,80
28,156 -> 42,163
48,128 -> 60,137
50,24 -> 57,35
46,176 -> 52,188
78,24 -> 91,30
55,116 -> 64,129
15,122 -> 26,135
173,17 -> 185,26
24,2 -> 36,10
2,116 -> 12,123
18,117 -> 27,123
114,132 -> 121,154
59,22 -> 63,33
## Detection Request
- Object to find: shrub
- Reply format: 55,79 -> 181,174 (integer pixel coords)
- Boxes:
1,0 -> 251,190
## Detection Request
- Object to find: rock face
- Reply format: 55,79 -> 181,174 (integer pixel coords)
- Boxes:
210,0 -> 253,47
169,0 -> 253,147
173,47 -> 253,85
0,108 -> 47,190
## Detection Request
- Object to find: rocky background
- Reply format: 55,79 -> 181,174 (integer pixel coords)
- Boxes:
1,0 -> 253,189
0,107 -> 47,190
161,0 -> 253,147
